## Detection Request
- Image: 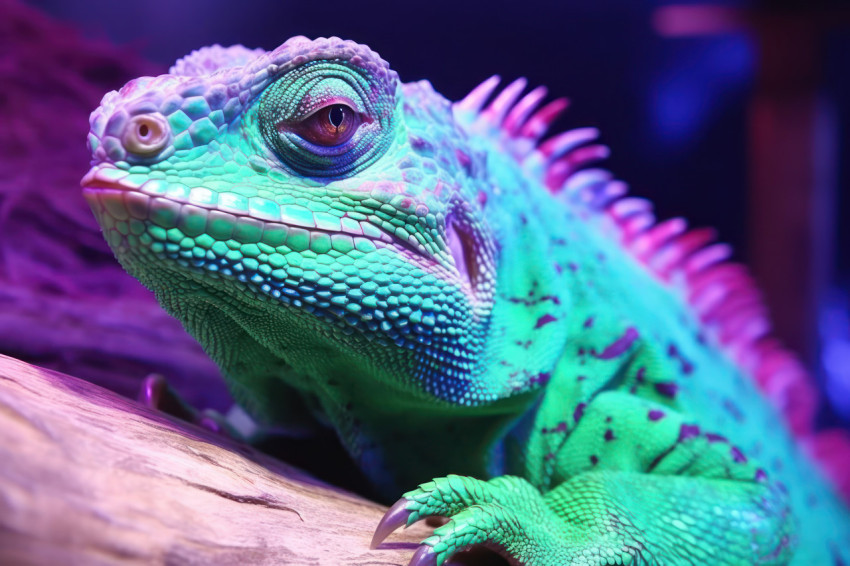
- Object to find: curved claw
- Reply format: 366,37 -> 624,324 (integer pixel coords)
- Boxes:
139,373 -> 166,408
407,545 -> 438,566
371,498 -> 414,549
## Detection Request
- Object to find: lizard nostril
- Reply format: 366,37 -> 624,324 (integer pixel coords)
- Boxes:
123,113 -> 170,157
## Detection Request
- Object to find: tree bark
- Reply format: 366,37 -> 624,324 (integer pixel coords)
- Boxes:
0,354 -> 430,565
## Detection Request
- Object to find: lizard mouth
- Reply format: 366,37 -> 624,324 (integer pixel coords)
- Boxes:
81,166 -> 413,256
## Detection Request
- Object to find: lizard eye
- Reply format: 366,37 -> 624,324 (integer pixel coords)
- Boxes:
123,113 -> 170,156
285,103 -> 362,147
258,59 -> 396,177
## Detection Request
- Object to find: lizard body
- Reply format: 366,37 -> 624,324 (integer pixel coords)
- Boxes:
82,38 -> 850,564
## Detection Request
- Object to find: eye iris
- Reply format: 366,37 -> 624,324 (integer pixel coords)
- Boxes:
328,105 -> 345,129
282,103 -> 361,147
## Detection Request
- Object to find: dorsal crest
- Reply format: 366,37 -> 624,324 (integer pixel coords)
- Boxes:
452,76 -> 850,498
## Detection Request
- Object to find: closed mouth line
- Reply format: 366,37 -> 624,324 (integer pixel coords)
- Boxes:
81,166 -> 436,259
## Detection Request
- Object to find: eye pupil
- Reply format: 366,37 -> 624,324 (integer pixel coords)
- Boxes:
139,124 -> 150,138
328,105 -> 345,129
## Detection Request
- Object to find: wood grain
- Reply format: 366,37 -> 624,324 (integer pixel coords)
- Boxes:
0,354 -> 430,565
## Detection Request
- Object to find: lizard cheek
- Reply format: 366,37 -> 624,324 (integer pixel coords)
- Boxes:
123,113 -> 170,157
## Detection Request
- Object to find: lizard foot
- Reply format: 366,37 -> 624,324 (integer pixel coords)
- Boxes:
372,475 -> 570,566
139,373 -> 231,435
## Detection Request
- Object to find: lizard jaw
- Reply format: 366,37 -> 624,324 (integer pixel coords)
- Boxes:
81,165 -> 402,255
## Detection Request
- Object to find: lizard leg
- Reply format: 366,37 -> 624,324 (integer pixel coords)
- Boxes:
374,471 -> 793,566
373,391 -> 796,565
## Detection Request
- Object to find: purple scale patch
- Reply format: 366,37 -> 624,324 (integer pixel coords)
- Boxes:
591,327 -> 639,360
530,372 -> 551,386
722,398 -> 745,422
604,429 -> 615,441
755,468 -> 768,482
573,403 -> 586,423
534,314 -> 557,329
668,344 -> 696,375
648,409 -> 666,421
730,446 -> 748,464
590,455 -> 599,465
654,382 -> 678,398
678,423 -> 701,442
705,433 -> 728,443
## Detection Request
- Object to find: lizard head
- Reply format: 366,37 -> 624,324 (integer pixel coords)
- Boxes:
82,38 -> 500,420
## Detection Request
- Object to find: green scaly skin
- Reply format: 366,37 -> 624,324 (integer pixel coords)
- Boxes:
82,38 -> 850,564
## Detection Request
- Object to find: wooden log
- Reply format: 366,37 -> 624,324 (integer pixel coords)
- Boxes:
0,354 -> 431,565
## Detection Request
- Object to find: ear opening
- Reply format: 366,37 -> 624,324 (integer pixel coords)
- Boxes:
446,215 -> 480,291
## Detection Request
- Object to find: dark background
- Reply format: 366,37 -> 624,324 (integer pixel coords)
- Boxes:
23,0 -> 850,427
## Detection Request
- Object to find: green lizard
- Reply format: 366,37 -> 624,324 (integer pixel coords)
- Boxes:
81,38 -> 850,564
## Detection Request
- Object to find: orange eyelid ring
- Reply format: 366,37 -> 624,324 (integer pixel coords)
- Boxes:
122,113 -> 170,156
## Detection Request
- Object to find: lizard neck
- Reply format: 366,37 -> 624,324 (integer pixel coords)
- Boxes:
472,163 -> 575,402
328,389 -> 539,500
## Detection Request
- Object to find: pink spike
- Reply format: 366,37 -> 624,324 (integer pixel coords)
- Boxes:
803,430 -> 850,502
454,75 -> 501,114
682,243 -> 732,277
594,180 -> 628,206
688,264 -> 753,310
778,378 -> 817,436
704,294 -> 761,329
687,263 -> 749,293
687,263 -> 748,294
708,289 -> 762,324
726,316 -> 771,351
752,339 -> 785,386
538,127 -> 599,160
563,168 -> 612,194
734,338 -> 768,373
714,296 -> 764,331
503,86 -> 548,136
691,294 -> 723,323
544,159 -> 570,191
481,77 -> 527,127
720,310 -> 770,346
519,97 -> 569,141
574,144 -> 611,164
629,218 -> 688,260
756,355 -> 816,436
578,179 -> 621,208
619,212 -> 656,241
650,227 -> 716,278
545,145 -> 611,190
688,271 -> 751,315
608,197 -> 653,220
688,281 -> 731,320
